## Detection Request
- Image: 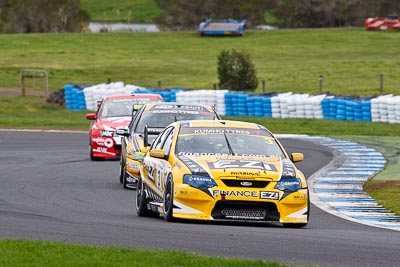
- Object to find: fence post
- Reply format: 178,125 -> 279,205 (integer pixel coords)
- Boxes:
319,75 -> 323,93
157,80 -> 162,88
21,74 -> 26,96
380,74 -> 384,93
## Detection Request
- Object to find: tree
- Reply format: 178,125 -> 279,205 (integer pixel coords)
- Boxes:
4,0 -> 89,33
217,49 -> 258,91
155,0 -> 270,30
272,0 -> 400,28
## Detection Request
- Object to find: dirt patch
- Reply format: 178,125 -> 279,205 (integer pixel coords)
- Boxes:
0,88 -> 46,97
364,180 -> 400,191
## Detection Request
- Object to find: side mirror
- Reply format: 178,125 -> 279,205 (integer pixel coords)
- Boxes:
116,127 -> 130,137
86,113 -> 96,120
144,125 -> 149,147
291,152 -> 304,162
149,149 -> 165,159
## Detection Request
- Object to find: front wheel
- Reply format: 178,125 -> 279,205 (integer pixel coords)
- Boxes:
136,177 -> 155,217
89,143 -> 102,161
283,222 -> 308,228
119,157 -> 125,184
163,176 -> 174,222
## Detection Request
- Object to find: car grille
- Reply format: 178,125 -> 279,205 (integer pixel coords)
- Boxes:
221,179 -> 269,188
221,207 -> 266,220
212,201 -> 279,222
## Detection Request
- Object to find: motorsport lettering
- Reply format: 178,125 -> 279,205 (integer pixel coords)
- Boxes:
212,190 -> 258,198
193,129 -> 251,135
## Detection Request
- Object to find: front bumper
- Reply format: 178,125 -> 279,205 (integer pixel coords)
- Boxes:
91,136 -> 122,159
172,184 -> 308,224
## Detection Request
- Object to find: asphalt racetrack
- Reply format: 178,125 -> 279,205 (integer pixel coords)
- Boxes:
0,130 -> 399,267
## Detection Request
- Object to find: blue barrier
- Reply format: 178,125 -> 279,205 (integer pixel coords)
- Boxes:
64,84 -> 87,111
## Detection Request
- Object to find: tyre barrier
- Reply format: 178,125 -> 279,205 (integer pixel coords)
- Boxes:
64,83 -> 184,111
175,89 -> 228,115
63,83 -> 400,124
46,89 -> 65,107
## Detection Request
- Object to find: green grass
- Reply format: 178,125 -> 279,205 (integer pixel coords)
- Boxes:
80,0 -> 162,23
364,180 -> 400,216
0,96 -> 88,130
1,29 -> 400,95
0,240 -> 287,267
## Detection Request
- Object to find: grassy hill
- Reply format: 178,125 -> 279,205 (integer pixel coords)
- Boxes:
1,28 -> 399,96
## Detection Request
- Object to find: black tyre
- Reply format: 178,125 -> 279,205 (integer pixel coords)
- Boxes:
89,143 -> 102,161
122,168 -> 128,188
136,177 -> 154,217
283,222 -> 308,228
164,176 -> 174,222
119,158 -> 125,184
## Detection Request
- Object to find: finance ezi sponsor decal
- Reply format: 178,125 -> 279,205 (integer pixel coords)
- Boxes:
211,189 -> 279,200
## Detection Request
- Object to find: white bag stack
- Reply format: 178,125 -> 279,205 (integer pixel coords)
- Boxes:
175,89 -> 228,116
83,82 -> 146,110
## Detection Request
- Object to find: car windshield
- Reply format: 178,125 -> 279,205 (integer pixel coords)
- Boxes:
135,112 -> 217,133
175,132 -> 285,158
100,98 -> 162,118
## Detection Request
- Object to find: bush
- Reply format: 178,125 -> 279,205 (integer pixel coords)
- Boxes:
217,49 -> 258,91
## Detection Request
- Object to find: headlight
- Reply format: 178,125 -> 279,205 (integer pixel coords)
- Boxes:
183,174 -> 217,188
275,178 -> 301,192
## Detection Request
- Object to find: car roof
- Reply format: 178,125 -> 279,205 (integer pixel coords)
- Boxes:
177,120 -> 266,130
142,102 -> 216,112
102,94 -> 163,101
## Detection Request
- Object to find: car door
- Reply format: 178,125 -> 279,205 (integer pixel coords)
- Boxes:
142,126 -> 175,195
121,106 -> 144,159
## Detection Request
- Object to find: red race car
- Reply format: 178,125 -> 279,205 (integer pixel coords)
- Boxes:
86,94 -> 164,160
365,15 -> 400,30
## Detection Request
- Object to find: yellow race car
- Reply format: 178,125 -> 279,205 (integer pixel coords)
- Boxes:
116,103 -> 221,189
136,120 -> 309,228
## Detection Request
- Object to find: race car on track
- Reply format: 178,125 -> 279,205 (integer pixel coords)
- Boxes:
136,120 -> 309,228
85,94 -> 164,161
116,103 -> 221,189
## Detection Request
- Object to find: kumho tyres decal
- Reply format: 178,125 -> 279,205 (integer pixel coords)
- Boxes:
279,134 -> 400,231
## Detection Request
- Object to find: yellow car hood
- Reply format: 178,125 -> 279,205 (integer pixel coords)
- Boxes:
177,154 -> 294,182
